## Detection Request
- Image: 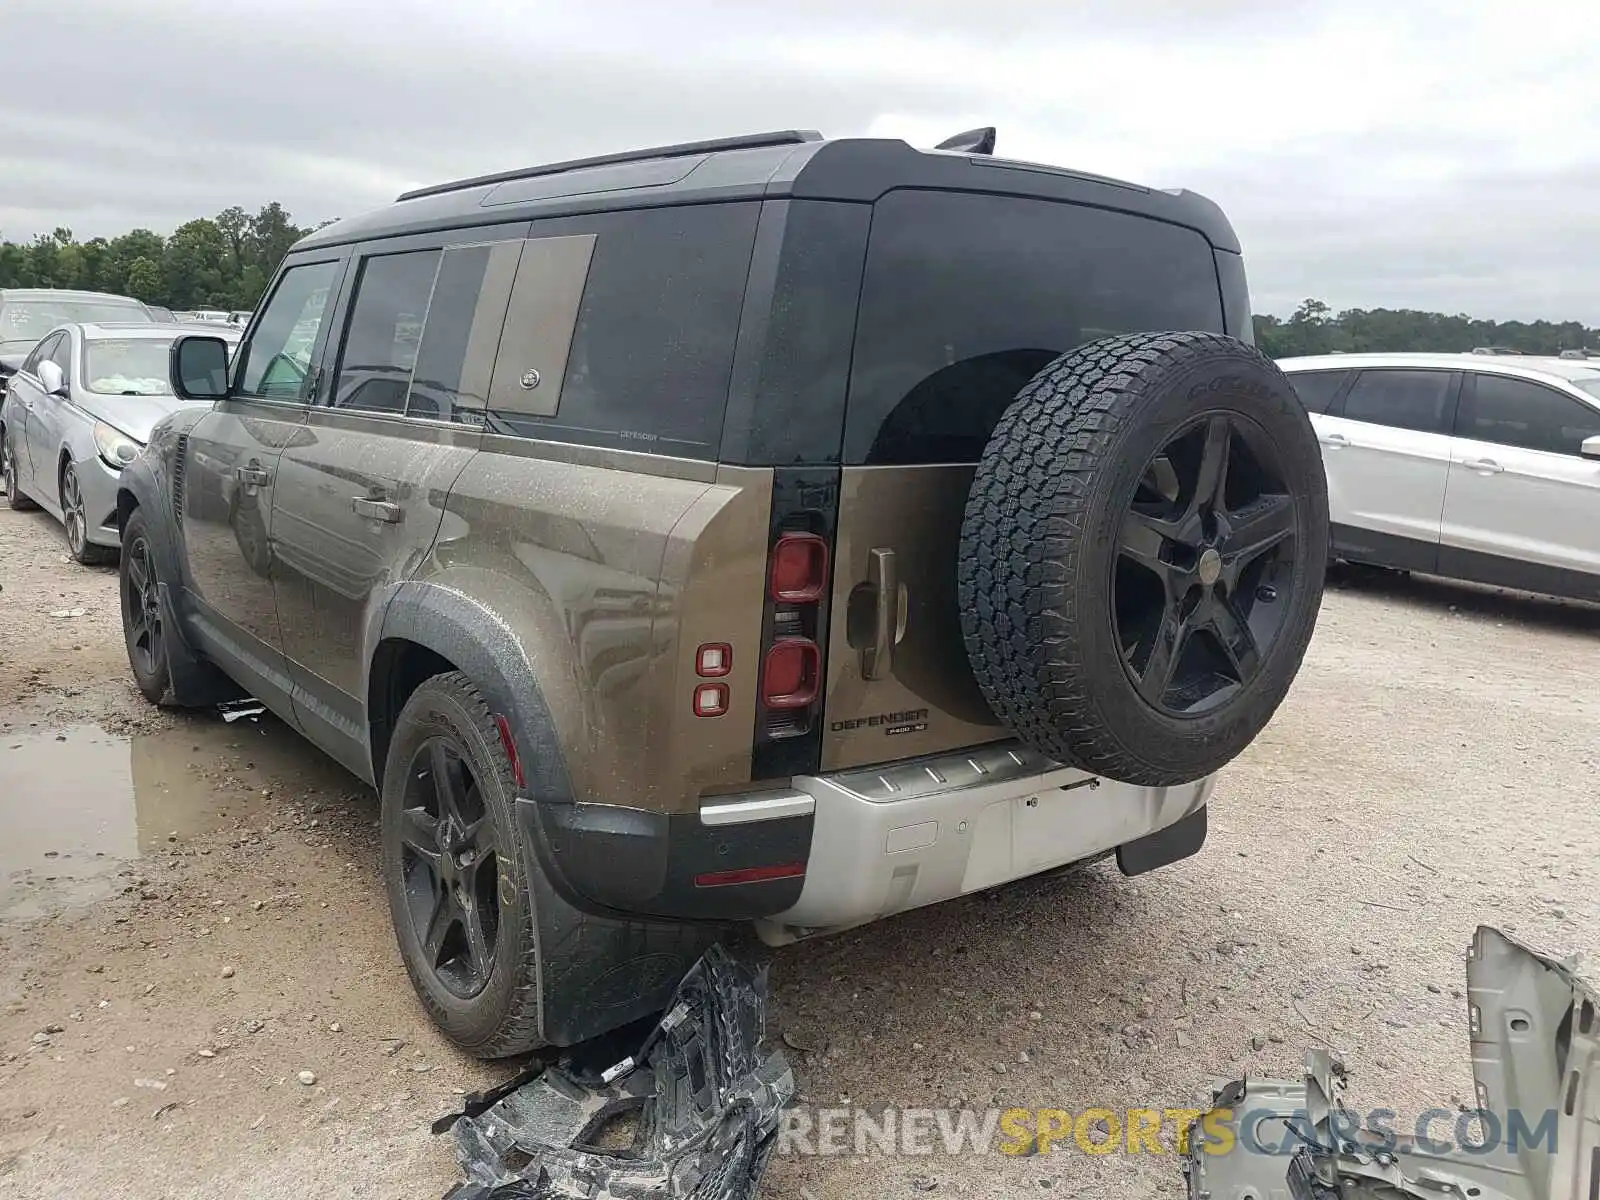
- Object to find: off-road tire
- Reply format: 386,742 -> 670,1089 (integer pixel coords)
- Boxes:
958,331 -> 1328,786
381,671 -> 545,1058
2,430 -> 38,511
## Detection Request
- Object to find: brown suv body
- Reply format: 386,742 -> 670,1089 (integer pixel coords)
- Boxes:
118,131 -> 1254,1048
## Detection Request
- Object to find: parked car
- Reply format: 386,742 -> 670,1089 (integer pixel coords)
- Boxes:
0,288 -> 156,401
1280,352 -> 1600,599
113,128 -> 1327,1058
0,322 -> 236,562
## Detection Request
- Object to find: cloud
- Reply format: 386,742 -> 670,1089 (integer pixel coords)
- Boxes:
3,0 -> 1598,320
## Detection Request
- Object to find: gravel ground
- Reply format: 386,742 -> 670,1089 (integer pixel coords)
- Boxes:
2,498 -> 1597,1199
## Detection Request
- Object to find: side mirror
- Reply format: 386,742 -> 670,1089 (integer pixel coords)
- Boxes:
36,360 -> 68,397
1582,434 -> 1600,461
170,335 -> 231,401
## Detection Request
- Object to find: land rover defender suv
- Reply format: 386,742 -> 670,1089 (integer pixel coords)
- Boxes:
116,128 -> 1328,1057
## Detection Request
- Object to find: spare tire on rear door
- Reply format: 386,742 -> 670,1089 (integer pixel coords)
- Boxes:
958,331 -> 1328,787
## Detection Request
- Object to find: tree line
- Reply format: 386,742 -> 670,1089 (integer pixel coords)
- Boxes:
0,205 -> 320,313
4,211 -> 1598,354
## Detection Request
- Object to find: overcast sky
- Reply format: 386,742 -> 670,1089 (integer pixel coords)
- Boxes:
5,0 -> 1598,321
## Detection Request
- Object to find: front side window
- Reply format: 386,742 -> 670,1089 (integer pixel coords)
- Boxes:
85,338 -> 176,396
236,261 -> 340,401
49,333 -> 75,382
23,332 -> 62,374
1339,370 -> 1453,434
1458,373 -> 1600,456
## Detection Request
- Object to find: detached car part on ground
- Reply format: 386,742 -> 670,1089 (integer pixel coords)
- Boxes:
111,127 -> 1329,1059
1188,926 -> 1598,1200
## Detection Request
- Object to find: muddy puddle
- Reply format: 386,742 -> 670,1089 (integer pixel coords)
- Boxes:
0,712 -> 353,919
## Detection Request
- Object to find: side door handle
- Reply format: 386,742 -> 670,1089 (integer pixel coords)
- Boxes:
1319,433 -> 1349,448
1462,458 -> 1504,475
351,496 -> 402,523
236,464 -> 272,486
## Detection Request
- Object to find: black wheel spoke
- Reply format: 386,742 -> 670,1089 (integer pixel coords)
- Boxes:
1222,493 -> 1294,570
421,893 -> 454,967
1119,510 -> 1179,577
1190,416 -> 1231,516
127,554 -> 148,592
1203,596 -> 1261,683
400,806 -> 441,862
459,897 -> 492,981
1133,611 -> 1185,705
429,742 -> 467,822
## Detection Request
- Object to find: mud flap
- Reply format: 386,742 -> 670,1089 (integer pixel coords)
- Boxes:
1116,805 -> 1206,877
438,944 -> 794,1199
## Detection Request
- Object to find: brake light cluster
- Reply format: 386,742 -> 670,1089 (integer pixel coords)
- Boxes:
760,531 -> 828,732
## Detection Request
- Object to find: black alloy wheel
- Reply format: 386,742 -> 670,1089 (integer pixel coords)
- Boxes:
1114,412 -> 1297,717
397,738 -> 503,999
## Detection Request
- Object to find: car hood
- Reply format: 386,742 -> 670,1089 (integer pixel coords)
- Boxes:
74,391 -> 199,443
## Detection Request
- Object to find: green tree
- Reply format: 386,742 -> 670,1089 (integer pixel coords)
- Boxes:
124,256 -> 161,301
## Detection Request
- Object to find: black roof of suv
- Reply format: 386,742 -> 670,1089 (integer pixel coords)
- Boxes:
299,129 -> 1241,254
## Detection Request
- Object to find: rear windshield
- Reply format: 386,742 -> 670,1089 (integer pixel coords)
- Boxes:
0,299 -> 150,342
85,337 -> 176,395
845,190 -> 1225,465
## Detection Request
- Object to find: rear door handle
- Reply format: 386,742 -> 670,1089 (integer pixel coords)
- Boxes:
351,496 -> 402,523
1463,458 -> 1504,475
235,464 -> 271,486
862,547 -> 900,681
1319,433 -> 1349,448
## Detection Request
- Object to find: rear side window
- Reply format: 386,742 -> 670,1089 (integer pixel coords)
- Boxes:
845,190 -> 1226,465
1457,373 -> 1600,456
483,202 -> 761,458
330,241 -> 520,421
1339,369 -> 1453,434
1285,369 -> 1349,414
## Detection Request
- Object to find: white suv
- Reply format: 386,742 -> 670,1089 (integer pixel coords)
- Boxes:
1279,353 -> 1600,601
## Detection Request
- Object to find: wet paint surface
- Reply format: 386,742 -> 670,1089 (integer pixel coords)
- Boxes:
0,714 -> 341,918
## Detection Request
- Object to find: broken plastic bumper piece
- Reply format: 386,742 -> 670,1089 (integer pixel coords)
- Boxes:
1184,925 -> 1597,1200
440,945 -> 795,1199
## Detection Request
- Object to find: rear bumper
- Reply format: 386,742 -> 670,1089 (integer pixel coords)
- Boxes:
760,742 -> 1213,936
537,741 -> 1212,931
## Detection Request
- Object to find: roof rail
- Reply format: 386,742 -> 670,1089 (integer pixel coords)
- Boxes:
395,130 -> 825,203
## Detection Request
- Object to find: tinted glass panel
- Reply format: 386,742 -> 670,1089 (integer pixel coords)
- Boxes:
24,332 -> 61,373
1285,369 -> 1349,414
408,243 -> 515,422
1340,370 -> 1452,433
0,300 -> 149,343
333,250 -> 441,414
237,261 -> 339,400
1458,373 -> 1600,455
483,202 -> 761,458
846,191 -> 1226,465
48,335 -> 74,378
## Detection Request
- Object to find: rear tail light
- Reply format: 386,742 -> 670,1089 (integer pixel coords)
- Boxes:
762,639 -> 820,709
696,643 -> 731,678
750,469 -> 839,780
769,533 -> 829,602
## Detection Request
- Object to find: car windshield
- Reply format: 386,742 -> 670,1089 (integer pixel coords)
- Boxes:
0,300 -> 148,341
1573,377 -> 1600,401
85,338 -> 176,396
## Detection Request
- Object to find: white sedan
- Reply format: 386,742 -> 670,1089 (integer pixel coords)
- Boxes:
1278,352 -> 1600,601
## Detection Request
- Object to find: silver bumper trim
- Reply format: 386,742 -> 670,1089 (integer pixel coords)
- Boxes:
698,789 -> 815,826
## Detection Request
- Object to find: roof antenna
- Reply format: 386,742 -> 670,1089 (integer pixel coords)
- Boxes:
935,126 -> 996,155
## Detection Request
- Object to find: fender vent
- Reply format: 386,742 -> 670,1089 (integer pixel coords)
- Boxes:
171,434 -> 189,523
